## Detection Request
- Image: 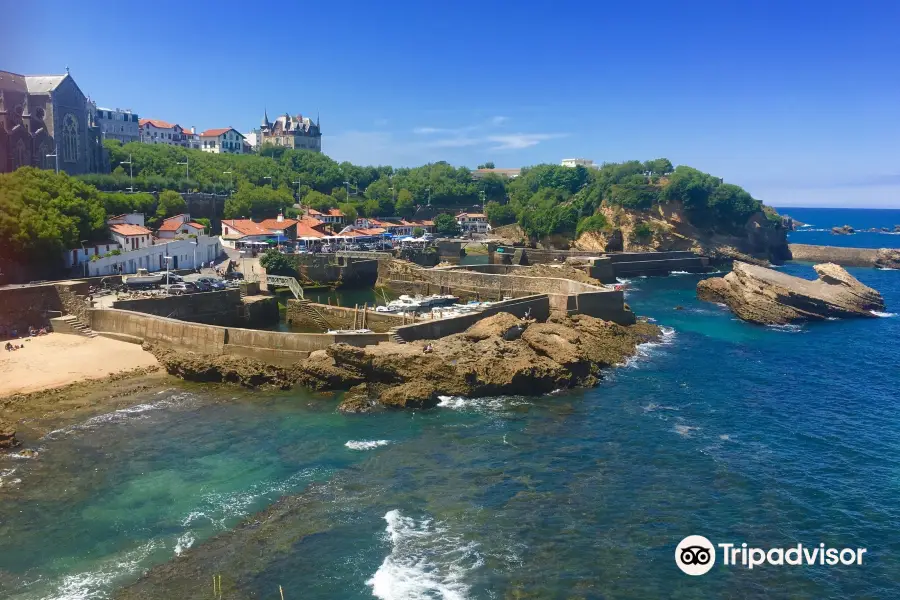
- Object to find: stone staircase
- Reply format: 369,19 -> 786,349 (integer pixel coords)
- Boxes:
295,299 -> 332,330
387,327 -> 406,344
50,315 -> 98,338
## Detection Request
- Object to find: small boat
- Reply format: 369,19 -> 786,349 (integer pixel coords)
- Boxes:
326,328 -> 373,334
123,268 -> 165,288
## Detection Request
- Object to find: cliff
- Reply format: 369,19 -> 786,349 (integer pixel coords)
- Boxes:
697,262 -> 886,325
574,202 -> 789,263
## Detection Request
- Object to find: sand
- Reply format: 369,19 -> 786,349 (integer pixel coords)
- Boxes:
0,333 -> 159,398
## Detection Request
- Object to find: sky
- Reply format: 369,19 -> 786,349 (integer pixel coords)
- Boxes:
4,0 -> 900,207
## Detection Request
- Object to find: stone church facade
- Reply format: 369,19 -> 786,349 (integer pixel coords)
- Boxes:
259,110 -> 322,152
0,70 -> 106,175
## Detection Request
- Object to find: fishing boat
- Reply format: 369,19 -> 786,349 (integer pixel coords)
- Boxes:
122,268 -> 165,288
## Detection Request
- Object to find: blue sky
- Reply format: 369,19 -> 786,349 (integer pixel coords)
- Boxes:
5,1 -> 900,207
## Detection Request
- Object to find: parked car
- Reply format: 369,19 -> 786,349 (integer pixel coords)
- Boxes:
166,282 -> 198,295
224,271 -> 244,280
197,277 -> 226,290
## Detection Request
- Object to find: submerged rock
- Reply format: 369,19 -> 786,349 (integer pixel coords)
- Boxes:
832,224 -> 855,235
0,420 -> 19,450
697,261 -> 886,325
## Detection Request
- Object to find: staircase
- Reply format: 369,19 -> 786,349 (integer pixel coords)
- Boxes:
50,315 -> 98,338
295,299 -> 332,330
387,327 -> 406,344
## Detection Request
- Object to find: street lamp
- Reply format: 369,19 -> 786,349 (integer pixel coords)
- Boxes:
177,157 -> 189,179
46,143 -> 59,174
223,170 -> 233,196
292,179 -> 303,206
189,240 -> 198,271
426,187 -> 432,207
121,154 -> 134,192
80,239 -> 88,277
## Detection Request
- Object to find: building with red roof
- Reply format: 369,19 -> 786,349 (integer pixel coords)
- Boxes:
156,214 -> 207,239
199,127 -> 245,154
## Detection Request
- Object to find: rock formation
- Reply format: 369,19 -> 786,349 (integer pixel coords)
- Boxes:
874,249 -> 900,270
832,225 -> 855,235
148,313 -> 661,412
697,262 -> 886,325
0,420 -> 19,450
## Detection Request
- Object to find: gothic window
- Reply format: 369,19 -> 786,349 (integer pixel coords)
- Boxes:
39,143 -> 50,169
62,114 -> 79,163
15,140 -> 29,169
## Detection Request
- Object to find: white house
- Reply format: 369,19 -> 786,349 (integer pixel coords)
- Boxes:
62,241 -> 122,270
456,212 -> 490,235
156,214 -> 206,239
83,235 -> 221,276
90,103 -> 140,143
220,219 -> 273,248
107,213 -> 153,251
561,158 -> 598,169
199,128 -> 245,154
307,208 -> 344,225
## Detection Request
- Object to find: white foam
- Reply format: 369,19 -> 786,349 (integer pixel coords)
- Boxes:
766,323 -> 804,332
674,424 -> 700,438
366,509 -> 482,600
44,393 -> 196,439
43,539 -> 164,600
624,326 -> 676,368
0,467 -> 21,488
877,267 -> 898,271
871,311 -> 896,317
437,395 -> 530,413
174,532 -> 195,556
345,440 -> 391,451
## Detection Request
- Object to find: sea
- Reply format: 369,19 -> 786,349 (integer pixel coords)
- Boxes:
0,208 -> 898,599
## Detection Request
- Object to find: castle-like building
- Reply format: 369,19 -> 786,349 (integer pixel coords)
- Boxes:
0,69 -> 106,174
258,110 -> 322,152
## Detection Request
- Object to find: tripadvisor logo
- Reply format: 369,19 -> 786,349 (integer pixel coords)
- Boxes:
675,536 -> 868,575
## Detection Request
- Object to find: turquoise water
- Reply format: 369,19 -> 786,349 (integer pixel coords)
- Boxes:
1,210 -> 898,598
778,207 -> 900,249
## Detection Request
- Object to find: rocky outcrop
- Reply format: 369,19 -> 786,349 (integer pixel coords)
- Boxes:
148,313 -> 661,411
0,420 -> 19,449
697,262 -> 886,325
832,225 -> 855,235
874,249 -> 900,270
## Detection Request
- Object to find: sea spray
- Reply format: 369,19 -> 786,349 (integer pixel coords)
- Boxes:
367,509 -> 482,600
345,440 -> 391,451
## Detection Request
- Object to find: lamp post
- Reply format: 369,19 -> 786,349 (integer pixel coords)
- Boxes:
80,239 -> 88,277
46,143 -> 59,174
190,240 -> 198,272
121,154 -> 134,192
293,179 -> 303,207
177,157 -> 189,179
164,246 -> 172,295
223,170 -> 233,196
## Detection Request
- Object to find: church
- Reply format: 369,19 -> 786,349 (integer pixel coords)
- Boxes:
258,110 -> 322,152
0,69 -> 106,175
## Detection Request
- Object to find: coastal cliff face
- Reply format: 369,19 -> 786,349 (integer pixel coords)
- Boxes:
147,313 -> 661,411
573,202 -> 789,263
697,262 -> 886,325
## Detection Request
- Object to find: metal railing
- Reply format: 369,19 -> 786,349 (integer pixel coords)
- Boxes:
260,274 -> 304,299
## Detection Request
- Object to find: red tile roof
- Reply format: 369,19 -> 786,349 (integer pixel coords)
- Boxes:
258,218 -> 298,231
139,118 -> 176,129
200,127 -> 243,138
187,222 -> 206,229
110,223 -> 152,236
342,227 -> 386,237
222,219 -> 271,237
296,224 -> 326,238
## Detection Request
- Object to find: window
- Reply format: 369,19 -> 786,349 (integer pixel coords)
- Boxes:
39,142 -> 50,169
62,113 -> 79,162
15,140 -> 29,169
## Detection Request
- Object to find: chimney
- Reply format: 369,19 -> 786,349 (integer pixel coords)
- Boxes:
191,126 -> 196,134
277,212 -> 284,223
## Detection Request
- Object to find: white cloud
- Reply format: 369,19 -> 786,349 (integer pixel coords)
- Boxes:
422,136 -> 482,148
486,133 -> 567,150
490,116 -> 509,125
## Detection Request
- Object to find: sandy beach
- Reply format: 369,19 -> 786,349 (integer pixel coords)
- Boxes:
0,333 -> 159,398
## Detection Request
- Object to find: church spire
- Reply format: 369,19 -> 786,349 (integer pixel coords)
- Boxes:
21,92 -> 31,118
262,108 -> 270,128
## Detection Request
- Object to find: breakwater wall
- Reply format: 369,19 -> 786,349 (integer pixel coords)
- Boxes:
0,281 -> 91,333
285,301 -> 407,333
789,244 -> 883,267
391,295 -> 550,342
377,262 -> 634,324
89,308 -> 389,364
290,255 -> 379,286
112,290 -> 243,325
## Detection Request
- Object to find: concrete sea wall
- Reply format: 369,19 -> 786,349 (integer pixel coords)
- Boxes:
392,295 -> 550,342
0,281 -> 91,333
112,290 -> 243,325
285,301 -> 406,333
89,308 -> 389,364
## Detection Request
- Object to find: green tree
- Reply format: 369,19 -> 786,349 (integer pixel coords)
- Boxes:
194,217 -> 211,232
156,190 -> 187,221
361,199 -> 380,217
259,249 -> 297,276
643,158 -> 674,175
477,162 -> 495,169
433,213 -> 460,237
485,201 -> 516,226
576,214 -> 610,237
412,226 -> 425,237
331,187 -> 349,203
395,190 -> 415,219
338,203 -> 358,224
304,190 -> 334,212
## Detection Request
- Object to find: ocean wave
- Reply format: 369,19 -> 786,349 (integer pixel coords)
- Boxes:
0,467 -> 21,488
673,423 -> 700,438
181,466 -> 324,530
345,440 -> 391,451
42,539 -> 165,600
642,403 -> 679,413
877,267 -> 898,271
871,311 -> 896,317
174,532 -> 195,556
437,395 -> 531,413
624,326 -> 676,368
43,392 -> 197,439
615,277 -> 634,285
367,509 -> 482,600
766,323 -> 804,333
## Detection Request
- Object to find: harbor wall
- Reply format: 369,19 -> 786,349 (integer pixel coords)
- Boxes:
285,301 -> 407,333
89,308 -> 389,364
289,255 -> 379,286
112,290 -> 243,325
391,295 -> 551,342
0,281 -> 91,333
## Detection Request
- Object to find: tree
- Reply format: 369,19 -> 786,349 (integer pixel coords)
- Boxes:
156,190 -> 187,222
259,249 -> 297,276
412,226 -> 425,237
304,190 -> 334,212
331,187 -> 348,203
576,214 -> 610,237
338,203 -> 358,224
361,199 -> 380,217
395,189 -> 415,219
477,162 -> 495,169
194,217 -> 211,232
485,201 -> 516,226
433,213 -> 460,237
643,158 -> 673,175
